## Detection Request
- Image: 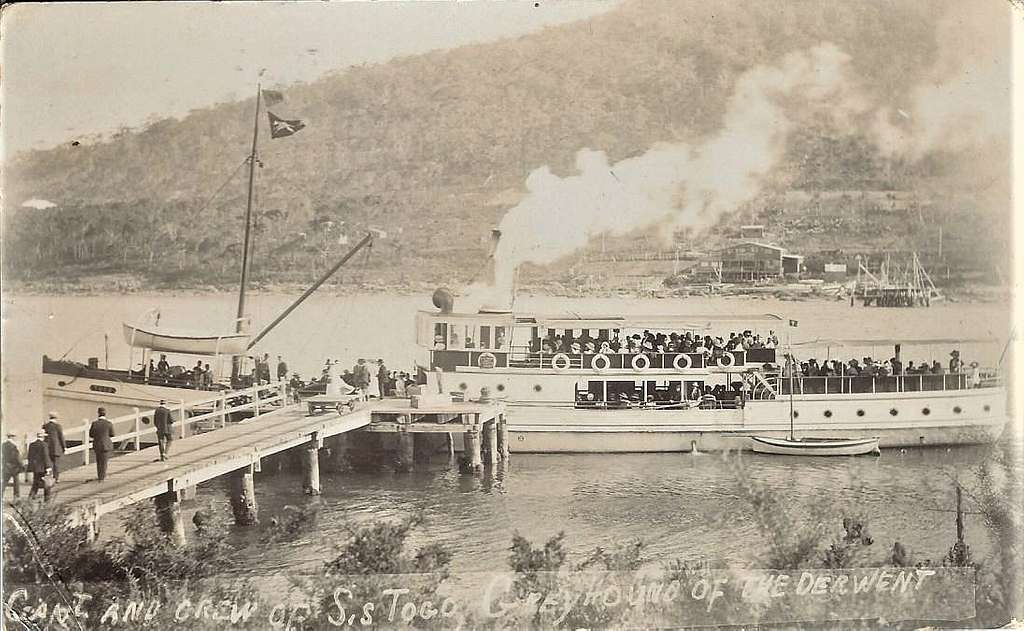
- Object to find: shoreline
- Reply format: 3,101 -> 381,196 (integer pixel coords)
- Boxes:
2,277 -> 1013,305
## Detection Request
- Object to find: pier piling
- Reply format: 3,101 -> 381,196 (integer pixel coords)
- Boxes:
497,415 -> 510,461
463,429 -> 482,471
397,432 -> 415,471
230,466 -> 259,525
483,421 -> 498,465
154,491 -> 187,547
302,446 -> 321,495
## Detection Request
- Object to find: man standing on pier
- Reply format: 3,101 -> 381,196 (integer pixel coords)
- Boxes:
27,432 -> 53,501
2,433 -> 23,498
42,411 -> 66,483
376,359 -> 389,398
277,355 -> 288,382
89,407 -> 115,481
154,400 -> 174,461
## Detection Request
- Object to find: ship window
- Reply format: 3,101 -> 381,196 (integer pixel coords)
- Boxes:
856,409 -> 865,417
823,410 -> 832,418
953,406 -> 962,414
459,382 -> 468,391
433,322 -> 448,349
90,385 -> 116,394
464,325 -> 475,349
142,416 -> 151,425
480,326 -> 491,349
533,384 -> 543,392
495,327 -> 506,350
922,408 -> 930,416
496,384 -> 505,392
793,411 -> 799,419
983,404 -> 990,412
890,408 -> 898,416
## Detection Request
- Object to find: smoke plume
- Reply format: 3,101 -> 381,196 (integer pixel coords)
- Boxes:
475,44 -> 857,307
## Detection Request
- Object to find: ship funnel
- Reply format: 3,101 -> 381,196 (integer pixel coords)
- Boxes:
432,287 -> 455,314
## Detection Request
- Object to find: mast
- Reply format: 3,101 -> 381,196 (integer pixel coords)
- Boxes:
788,352 -> 795,440
233,83 -> 263,378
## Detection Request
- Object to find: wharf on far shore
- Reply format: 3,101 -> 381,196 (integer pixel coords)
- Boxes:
12,392 -> 508,545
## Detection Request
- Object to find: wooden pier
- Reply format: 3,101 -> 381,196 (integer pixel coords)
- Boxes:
19,394 -> 506,542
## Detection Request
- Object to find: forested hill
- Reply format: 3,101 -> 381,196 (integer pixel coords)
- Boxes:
3,1 -> 1010,291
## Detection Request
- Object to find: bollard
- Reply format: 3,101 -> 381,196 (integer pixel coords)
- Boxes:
463,430 -> 482,471
483,421 -> 498,465
133,407 -> 142,451
155,491 -> 187,547
230,466 -> 259,525
302,445 -> 321,495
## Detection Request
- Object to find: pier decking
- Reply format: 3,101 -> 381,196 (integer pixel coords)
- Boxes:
25,396 -> 506,540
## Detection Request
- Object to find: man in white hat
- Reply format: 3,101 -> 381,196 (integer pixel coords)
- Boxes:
42,411 -> 66,483
27,432 -> 53,501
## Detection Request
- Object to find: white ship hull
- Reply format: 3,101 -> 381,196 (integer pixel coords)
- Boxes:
43,371 -> 215,427
443,373 -> 1006,453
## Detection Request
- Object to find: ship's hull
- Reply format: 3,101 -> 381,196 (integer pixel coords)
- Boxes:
454,387 -> 1007,453
43,371 -> 215,427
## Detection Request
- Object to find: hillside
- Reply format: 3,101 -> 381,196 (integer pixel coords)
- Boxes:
2,1 -> 1010,293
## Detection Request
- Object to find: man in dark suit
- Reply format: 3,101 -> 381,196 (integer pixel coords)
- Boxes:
27,432 -> 52,501
42,411 -> 66,483
153,400 -> 174,461
89,407 -> 115,481
2,433 -> 23,498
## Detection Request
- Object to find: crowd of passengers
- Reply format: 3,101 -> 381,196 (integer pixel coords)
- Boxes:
776,350 -> 984,386
533,329 -> 781,357
577,382 -> 746,408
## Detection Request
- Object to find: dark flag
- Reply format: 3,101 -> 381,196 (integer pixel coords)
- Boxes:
789,319 -> 799,327
262,89 -> 284,106
268,111 -> 305,139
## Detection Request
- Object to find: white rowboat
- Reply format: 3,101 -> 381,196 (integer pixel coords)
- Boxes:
122,322 -> 250,356
749,435 -> 881,457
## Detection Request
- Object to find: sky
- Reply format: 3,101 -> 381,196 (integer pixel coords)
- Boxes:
0,0 -> 617,158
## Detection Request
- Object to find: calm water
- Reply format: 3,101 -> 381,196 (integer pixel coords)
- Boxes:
1,292 -> 1016,571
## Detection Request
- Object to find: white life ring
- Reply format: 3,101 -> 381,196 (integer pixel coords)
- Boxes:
631,353 -> 651,372
552,353 -> 571,371
478,352 -> 497,369
673,353 -> 692,370
592,353 -> 610,372
719,352 -> 736,368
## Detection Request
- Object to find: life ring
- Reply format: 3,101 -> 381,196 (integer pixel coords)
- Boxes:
719,352 -> 736,368
552,353 -> 571,371
592,353 -> 611,372
673,353 -> 692,370
631,353 -> 651,372
478,352 -> 497,369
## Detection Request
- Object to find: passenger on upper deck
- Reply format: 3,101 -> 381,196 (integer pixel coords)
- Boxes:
949,350 -> 962,373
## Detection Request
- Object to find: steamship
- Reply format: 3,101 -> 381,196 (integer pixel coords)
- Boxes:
415,290 -> 1007,453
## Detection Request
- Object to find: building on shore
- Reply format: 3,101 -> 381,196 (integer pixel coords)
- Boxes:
714,241 -> 803,283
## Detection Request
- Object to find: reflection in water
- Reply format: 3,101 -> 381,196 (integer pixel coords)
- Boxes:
217,444 -> 999,577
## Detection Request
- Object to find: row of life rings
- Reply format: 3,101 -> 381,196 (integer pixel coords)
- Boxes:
551,352 -> 734,372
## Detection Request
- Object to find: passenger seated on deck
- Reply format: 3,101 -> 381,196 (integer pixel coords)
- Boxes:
949,350 -> 962,373
433,335 -> 446,350
609,330 -> 622,353
585,341 -> 596,353
931,360 -> 944,374
599,340 -> 612,354
571,341 -> 582,354
542,340 -> 555,354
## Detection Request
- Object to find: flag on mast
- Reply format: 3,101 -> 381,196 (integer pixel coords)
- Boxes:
268,111 -> 305,138
262,89 -> 284,106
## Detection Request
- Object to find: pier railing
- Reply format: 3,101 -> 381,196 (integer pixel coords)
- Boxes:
20,382 -> 289,469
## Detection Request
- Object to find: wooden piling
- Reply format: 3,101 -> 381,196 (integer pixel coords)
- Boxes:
446,432 -> 455,458
230,466 -> 259,525
497,414 -> 510,461
483,421 -> 498,465
154,491 -> 187,547
463,429 -> 482,471
397,432 -> 415,471
302,446 -> 321,495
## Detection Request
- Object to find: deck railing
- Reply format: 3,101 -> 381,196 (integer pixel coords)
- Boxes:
19,382 -> 289,471
773,373 -> 998,396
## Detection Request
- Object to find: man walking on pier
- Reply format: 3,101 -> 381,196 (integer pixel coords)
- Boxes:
2,433 -> 23,498
90,407 -> 115,481
27,432 -> 53,501
154,400 -> 174,461
43,411 -> 66,483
